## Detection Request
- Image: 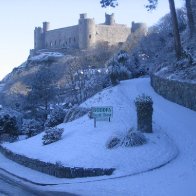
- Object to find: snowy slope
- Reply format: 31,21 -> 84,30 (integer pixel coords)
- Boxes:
0,78 -> 196,196
3,78 -> 177,177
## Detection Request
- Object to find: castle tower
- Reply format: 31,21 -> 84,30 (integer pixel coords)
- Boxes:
43,22 -> 50,32
42,22 -> 50,48
34,27 -> 43,50
105,13 -> 115,25
78,13 -> 96,49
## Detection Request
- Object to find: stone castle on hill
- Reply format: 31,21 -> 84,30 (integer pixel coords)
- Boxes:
33,13 -> 147,52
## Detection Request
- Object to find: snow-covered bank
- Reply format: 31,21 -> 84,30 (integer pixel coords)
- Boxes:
2,78 -> 177,177
0,78 -> 196,195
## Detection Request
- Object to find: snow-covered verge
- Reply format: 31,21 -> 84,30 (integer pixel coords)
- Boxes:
28,52 -> 64,63
0,78 -> 196,196
2,78 -> 177,177
155,63 -> 196,84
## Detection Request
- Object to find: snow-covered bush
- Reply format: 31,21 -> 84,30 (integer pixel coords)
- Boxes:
0,108 -> 23,131
108,60 -> 131,85
0,114 -> 19,140
106,135 -> 121,149
42,127 -> 64,145
121,129 -> 147,147
22,119 -> 43,138
44,106 -> 66,128
117,50 -> 129,64
135,94 -> 153,133
106,128 -> 146,149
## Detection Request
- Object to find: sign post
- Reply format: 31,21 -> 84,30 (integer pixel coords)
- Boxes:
91,106 -> 113,128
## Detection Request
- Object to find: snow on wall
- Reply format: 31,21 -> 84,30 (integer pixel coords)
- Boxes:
151,74 -> 196,111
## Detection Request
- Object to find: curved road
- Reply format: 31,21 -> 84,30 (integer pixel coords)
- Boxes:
0,172 -> 76,196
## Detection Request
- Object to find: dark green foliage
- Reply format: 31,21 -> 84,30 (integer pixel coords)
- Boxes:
42,127 -> 64,145
100,0 -> 118,7
0,114 -> 19,140
135,94 -> 153,133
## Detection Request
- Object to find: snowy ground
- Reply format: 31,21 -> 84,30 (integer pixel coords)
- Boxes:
0,78 -> 196,196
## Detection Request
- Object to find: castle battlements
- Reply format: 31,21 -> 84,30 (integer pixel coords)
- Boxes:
33,13 -> 147,52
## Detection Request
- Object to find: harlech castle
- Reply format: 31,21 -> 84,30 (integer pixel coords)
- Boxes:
32,13 -> 147,52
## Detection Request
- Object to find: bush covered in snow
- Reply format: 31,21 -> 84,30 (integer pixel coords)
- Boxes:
107,50 -> 132,85
0,114 -> 19,140
135,94 -> 153,133
106,135 -> 121,149
106,128 -> 146,149
0,108 -> 23,131
108,60 -> 132,85
42,127 -> 64,145
22,119 -> 43,138
121,129 -> 147,147
44,106 -> 66,128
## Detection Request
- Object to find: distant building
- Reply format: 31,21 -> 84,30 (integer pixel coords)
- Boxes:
32,13 -> 147,52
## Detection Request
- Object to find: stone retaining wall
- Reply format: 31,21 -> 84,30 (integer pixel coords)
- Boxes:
0,145 -> 115,178
151,74 -> 196,111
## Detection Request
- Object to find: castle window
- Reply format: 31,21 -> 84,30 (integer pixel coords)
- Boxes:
66,41 -> 68,45
55,40 -> 57,45
59,39 -> 61,45
89,34 -> 92,39
69,38 -> 71,43
50,42 -> 53,47
74,37 -> 76,42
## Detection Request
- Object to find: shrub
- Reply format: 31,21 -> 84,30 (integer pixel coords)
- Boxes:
106,128 -> 146,149
106,136 -> 121,149
0,114 -> 19,140
121,129 -> 146,147
134,94 -> 153,133
42,127 -> 64,145
22,119 -> 43,138
45,106 -> 66,128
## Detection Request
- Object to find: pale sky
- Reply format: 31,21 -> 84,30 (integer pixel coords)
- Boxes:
0,0 -> 184,80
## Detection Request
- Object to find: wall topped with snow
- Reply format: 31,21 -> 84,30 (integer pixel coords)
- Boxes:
0,145 -> 114,178
151,74 -> 196,111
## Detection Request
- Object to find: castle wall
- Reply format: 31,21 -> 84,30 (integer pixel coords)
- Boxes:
33,14 -> 147,52
95,24 -> 131,45
45,25 -> 79,49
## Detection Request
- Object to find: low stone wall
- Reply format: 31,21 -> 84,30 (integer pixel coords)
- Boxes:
151,74 -> 196,111
0,145 -> 115,178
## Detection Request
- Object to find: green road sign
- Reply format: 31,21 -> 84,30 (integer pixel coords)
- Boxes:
91,106 -> 113,119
